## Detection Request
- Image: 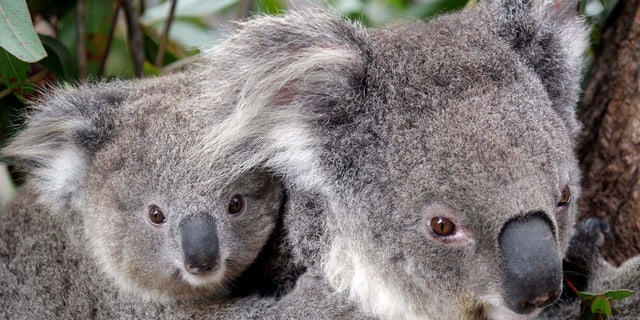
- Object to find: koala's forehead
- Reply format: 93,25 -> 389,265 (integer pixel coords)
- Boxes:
368,12 -> 524,96
86,82 -> 211,194
363,16 -> 574,208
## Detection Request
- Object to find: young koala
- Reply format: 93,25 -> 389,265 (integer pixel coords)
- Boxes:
196,0 -> 592,319
0,71 -> 284,318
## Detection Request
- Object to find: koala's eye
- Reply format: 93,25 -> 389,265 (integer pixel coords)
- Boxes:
228,195 -> 244,215
557,186 -> 572,208
148,205 -> 166,224
430,217 -> 456,237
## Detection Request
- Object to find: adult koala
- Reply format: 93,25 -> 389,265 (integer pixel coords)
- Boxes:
0,72 -> 284,318
197,0 -> 591,319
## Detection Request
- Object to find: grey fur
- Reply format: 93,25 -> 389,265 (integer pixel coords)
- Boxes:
196,1 -> 592,319
0,71 -> 284,317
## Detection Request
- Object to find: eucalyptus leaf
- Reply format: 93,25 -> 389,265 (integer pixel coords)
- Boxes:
577,291 -> 598,299
0,0 -> 46,62
604,289 -> 634,301
39,35 -> 77,80
0,46 -> 32,99
591,296 -> 612,316
584,0 -> 605,16
256,0 -> 287,14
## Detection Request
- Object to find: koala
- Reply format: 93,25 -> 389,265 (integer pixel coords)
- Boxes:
0,70 -> 284,318
536,219 -> 640,320
195,0 -> 591,319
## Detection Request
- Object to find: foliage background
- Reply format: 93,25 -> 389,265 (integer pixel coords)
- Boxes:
0,0 -> 618,206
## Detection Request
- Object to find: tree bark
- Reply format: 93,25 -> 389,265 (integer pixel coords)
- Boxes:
578,0 -> 640,265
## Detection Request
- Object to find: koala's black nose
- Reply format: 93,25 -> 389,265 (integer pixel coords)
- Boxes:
180,215 -> 220,275
499,214 -> 562,314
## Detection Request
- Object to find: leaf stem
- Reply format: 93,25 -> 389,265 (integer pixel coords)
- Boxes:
564,276 -> 580,294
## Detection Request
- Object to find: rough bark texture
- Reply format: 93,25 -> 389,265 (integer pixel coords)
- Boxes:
578,0 -> 640,265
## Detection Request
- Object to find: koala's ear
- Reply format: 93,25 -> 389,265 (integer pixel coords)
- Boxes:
199,9 -> 369,186
2,84 -> 122,213
204,9 -> 369,107
482,0 -> 588,137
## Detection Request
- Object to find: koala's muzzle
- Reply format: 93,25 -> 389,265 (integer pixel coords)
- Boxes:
499,214 -> 562,314
180,216 -> 220,275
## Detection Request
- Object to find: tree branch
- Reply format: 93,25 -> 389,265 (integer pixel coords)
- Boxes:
77,0 -> 87,81
237,0 -> 256,19
122,0 -> 145,77
98,0 -> 124,78
155,0 -> 178,68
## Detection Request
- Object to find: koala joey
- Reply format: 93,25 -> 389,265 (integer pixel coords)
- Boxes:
0,71 -> 284,318
196,0 -> 590,319
536,219 -> 640,320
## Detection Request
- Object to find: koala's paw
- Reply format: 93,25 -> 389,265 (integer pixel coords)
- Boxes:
567,218 -> 610,263
577,218 -> 609,248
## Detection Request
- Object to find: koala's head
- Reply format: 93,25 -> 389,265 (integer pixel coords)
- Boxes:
3,73 -> 283,302
200,1 -> 586,319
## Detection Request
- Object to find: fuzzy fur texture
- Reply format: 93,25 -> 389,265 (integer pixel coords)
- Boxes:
1,72 -> 284,312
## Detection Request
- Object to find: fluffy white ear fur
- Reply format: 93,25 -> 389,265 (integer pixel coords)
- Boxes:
2,89 -> 98,214
30,147 -> 88,214
198,47 -> 364,191
194,10 -> 367,192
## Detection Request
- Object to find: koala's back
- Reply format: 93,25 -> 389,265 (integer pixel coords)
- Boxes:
0,189 -> 102,318
1,190 -> 64,317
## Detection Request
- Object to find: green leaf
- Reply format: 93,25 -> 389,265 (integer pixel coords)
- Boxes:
256,0 -> 287,14
143,61 -> 161,76
591,296 -> 612,316
584,0 -> 605,16
0,46 -> 32,99
39,35 -> 77,80
577,291 -> 598,299
0,0 -> 47,62
604,289 -> 634,300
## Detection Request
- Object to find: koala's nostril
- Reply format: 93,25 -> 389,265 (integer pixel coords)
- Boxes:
516,290 -> 560,314
185,260 -> 220,275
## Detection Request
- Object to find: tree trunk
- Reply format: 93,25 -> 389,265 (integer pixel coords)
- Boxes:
578,0 -> 640,265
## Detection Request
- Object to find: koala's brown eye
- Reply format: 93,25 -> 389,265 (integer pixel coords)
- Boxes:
558,186 -> 572,207
228,195 -> 244,215
148,205 -> 166,224
430,217 -> 456,237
